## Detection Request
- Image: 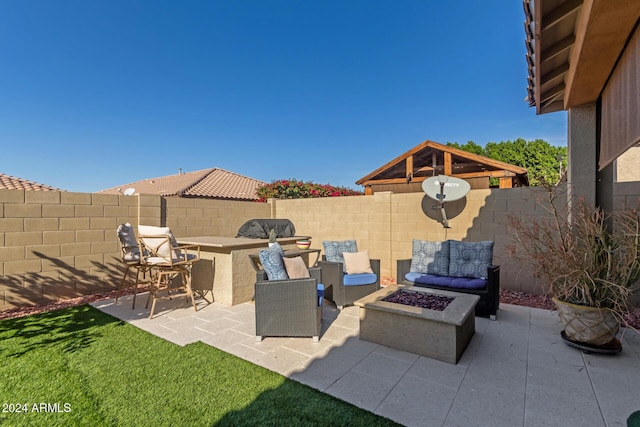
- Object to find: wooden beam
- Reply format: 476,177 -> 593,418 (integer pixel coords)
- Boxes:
454,171 -> 516,179
406,155 -> 413,181
541,34 -> 575,63
499,177 -> 513,189
444,152 -> 452,175
541,0 -> 582,32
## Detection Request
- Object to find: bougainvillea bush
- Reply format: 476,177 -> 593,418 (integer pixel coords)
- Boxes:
256,179 -> 363,201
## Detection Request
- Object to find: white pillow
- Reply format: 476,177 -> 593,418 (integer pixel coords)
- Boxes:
342,250 -> 374,275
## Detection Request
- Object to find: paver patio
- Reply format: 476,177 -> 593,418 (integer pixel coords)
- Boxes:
92,293 -> 640,427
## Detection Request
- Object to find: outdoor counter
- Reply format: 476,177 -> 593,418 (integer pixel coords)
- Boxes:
177,236 -> 310,306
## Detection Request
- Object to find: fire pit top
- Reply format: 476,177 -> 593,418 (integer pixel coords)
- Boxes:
355,286 -> 479,327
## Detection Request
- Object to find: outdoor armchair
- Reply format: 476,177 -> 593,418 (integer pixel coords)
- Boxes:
137,225 -> 201,319
317,240 -> 381,310
116,223 -> 152,308
254,243 -> 324,342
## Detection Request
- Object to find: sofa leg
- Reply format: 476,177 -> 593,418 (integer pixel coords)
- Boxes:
256,336 -> 263,342
490,314 -> 496,321
337,305 -> 343,311
312,336 -> 319,343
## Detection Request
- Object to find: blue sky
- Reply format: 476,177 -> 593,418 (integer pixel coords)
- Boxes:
0,1 -> 566,192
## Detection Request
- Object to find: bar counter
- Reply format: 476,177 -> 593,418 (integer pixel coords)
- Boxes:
177,236 -> 310,306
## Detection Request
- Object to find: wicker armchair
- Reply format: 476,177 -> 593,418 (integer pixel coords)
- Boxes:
317,256 -> 381,310
254,266 -> 323,342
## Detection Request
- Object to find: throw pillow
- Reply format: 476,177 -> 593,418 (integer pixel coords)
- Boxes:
448,240 -> 494,279
283,256 -> 311,279
258,242 -> 288,280
322,240 -> 358,272
343,250 -> 374,274
409,240 -> 450,276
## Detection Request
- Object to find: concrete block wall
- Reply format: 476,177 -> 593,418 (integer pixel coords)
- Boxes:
165,197 -> 270,238
272,186 -> 559,294
0,190 -> 268,310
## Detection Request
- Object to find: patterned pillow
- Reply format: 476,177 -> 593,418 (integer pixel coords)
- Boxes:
258,242 -> 288,280
409,240 -> 450,276
322,240 -> 358,272
448,241 -> 494,279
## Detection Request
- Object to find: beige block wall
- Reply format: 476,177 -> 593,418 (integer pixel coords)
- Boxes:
3,183 -> 639,310
274,187 -> 557,295
0,190 -> 269,309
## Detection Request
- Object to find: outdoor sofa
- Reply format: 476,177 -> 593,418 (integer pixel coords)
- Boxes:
396,239 -> 499,319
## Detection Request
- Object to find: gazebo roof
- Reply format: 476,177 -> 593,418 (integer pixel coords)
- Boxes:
356,140 -> 528,191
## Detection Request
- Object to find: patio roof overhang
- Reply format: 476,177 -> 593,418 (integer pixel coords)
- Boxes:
524,0 -> 640,115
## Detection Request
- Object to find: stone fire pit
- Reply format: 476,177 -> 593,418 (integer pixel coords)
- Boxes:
354,286 -> 479,364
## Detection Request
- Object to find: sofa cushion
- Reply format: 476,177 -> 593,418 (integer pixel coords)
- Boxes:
343,250 -> 374,274
317,283 -> 325,306
258,242 -> 288,280
322,240 -> 358,272
405,272 -> 488,290
283,256 -> 310,279
410,240 -> 450,276
448,240 -> 494,279
343,273 -> 377,286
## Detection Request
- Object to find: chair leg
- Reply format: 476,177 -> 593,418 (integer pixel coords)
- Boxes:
149,272 -> 164,319
116,266 -> 130,303
132,269 -> 140,309
184,270 -> 197,312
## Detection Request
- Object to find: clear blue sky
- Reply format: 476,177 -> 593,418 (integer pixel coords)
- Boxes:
0,1 -> 566,192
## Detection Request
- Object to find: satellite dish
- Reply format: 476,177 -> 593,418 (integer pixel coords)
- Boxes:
422,176 -> 470,202
123,187 -> 136,196
422,175 -> 470,229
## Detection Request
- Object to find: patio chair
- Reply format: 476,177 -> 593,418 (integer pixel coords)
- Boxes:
317,240 -> 380,310
254,243 -> 324,342
116,223 -> 152,308
137,225 -> 201,319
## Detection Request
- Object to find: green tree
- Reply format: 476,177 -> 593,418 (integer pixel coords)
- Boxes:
452,138 -> 567,186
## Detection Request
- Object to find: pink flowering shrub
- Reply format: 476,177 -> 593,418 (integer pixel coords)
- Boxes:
256,179 -> 363,201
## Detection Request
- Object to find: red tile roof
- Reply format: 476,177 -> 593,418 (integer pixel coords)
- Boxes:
0,173 -> 61,191
98,168 -> 266,201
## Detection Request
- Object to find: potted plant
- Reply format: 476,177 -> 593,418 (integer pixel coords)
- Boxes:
507,183 -> 640,349
268,229 -> 277,247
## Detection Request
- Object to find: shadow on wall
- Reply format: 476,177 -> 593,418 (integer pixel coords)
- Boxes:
3,251 -> 122,308
421,195 -> 467,225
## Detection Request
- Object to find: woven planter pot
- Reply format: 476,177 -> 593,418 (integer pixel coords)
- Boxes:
553,298 -> 620,346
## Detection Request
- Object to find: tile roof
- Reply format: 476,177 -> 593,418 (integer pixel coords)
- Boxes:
98,168 -> 266,201
0,173 -> 62,191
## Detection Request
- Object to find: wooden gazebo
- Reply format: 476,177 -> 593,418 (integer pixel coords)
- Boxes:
356,140 -> 528,195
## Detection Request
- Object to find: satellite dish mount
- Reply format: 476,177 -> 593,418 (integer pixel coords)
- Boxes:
422,175 -> 471,228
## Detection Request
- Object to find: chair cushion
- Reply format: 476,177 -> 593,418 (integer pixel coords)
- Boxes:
448,241 -> 494,279
322,240 -> 358,272
317,283 -> 325,306
117,223 -> 140,262
258,242 -> 288,280
405,272 -> 488,290
138,225 -> 180,260
283,256 -> 310,279
410,240 -> 450,276
343,273 -> 377,286
343,250 -> 374,274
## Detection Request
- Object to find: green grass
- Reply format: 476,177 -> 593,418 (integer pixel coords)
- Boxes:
0,306 -> 399,427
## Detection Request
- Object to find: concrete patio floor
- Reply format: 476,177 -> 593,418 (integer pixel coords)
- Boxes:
92,292 -> 640,427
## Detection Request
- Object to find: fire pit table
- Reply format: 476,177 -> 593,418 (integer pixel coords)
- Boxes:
354,286 -> 479,364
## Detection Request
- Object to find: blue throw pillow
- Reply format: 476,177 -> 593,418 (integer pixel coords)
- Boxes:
322,240 -> 358,272
258,242 -> 288,280
409,240 -> 450,276
448,241 -> 494,279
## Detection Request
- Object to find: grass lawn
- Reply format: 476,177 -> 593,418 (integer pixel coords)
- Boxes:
0,305 -> 399,427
